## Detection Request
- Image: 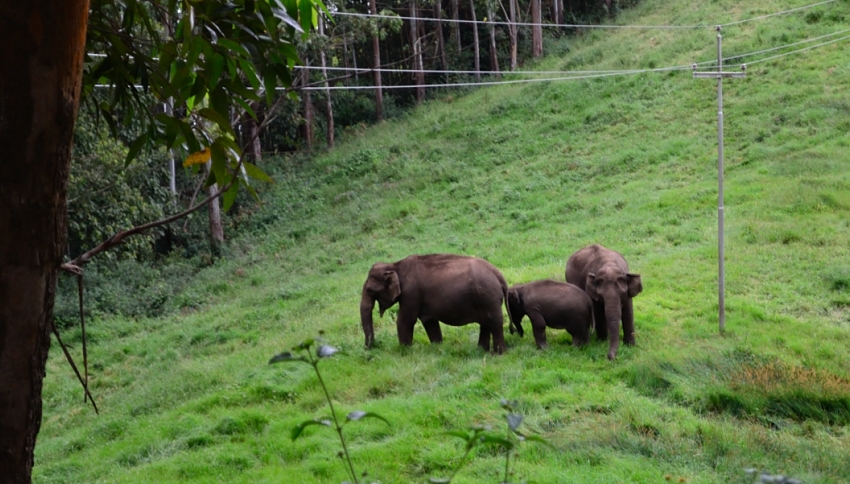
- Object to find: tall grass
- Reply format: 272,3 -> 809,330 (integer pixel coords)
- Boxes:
35,0 -> 850,482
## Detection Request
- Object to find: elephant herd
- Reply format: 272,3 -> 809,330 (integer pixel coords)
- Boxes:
360,244 -> 642,360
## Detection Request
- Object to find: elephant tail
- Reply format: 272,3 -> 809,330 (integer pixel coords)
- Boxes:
500,274 -> 522,337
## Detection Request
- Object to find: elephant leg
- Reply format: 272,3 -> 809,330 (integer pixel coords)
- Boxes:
622,298 -> 636,346
395,304 -> 418,346
489,322 -> 506,355
593,301 -> 607,341
421,317 -> 443,344
477,324 -> 491,352
526,311 -> 548,349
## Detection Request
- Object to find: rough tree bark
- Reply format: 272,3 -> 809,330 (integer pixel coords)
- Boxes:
450,0 -> 461,55
204,162 -> 224,248
0,2 -> 91,483
370,0 -> 383,120
318,16 -> 334,148
301,61 -> 314,150
509,0 -> 518,70
487,1 -> 500,75
470,0 -> 481,81
532,0 -> 543,57
409,0 -> 425,103
435,0 -> 448,73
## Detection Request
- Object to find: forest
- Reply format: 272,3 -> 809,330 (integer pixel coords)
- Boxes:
1,0 -> 849,482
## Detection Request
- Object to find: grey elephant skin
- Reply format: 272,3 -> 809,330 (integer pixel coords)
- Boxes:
565,244 -> 642,360
360,254 -> 518,353
507,280 -> 594,349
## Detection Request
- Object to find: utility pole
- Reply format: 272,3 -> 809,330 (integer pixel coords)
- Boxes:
693,26 -> 746,334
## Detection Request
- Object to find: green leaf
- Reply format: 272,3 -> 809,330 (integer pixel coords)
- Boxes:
299,0 -> 314,35
239,59 -> 263,92
218,38 -> 251,58
209,142 -> 228,187
221,179 -> 239,212
479,435 -> 515,451
269,351 -> 307,364
125,133 -> 147,166
290,419 -> 332,441
207,53 -> 226,90
243,162 -> 273,183
517,433 -> 555,448
346,411 -> 389,424
199,107 -> 236,137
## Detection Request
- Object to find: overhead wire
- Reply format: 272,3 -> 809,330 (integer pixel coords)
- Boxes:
331,0 -> 836,30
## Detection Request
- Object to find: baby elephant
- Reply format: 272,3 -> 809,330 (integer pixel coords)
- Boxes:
507,280 -> 594,349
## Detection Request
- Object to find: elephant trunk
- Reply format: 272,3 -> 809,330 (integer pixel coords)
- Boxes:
603,298 -> 622,361
360,291 -> 376,348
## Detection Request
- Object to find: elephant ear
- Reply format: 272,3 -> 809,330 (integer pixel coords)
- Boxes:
585,273 -> 599,301
627,273 -> 643,298
384,271 -> 401,303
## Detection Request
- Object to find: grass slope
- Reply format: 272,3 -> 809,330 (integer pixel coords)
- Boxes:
36,0 -> 850,482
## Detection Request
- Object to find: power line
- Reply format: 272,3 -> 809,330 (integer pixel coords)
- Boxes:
331,0 -> 836,30
745,33 -> 850,65
719,27 -> 850,62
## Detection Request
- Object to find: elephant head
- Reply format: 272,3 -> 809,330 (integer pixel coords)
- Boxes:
360,263 -> 401,348
585,264 -> 642,359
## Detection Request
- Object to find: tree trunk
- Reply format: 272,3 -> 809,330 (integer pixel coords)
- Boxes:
532,0 -> 543,57
204,162 -> 224,249
318,16 -> 334,148
370,0 -> 383,120
410,0 -> 425,103
435,0 -> 448,73
450,0 -> 461,55
165,99 -> 178,195
301,62 -> 314,151
0,2 -> 90,483
487,1 -> 500,75
470,0 -> 481,81
248,101 -> 262,162
509,0 -> 518,70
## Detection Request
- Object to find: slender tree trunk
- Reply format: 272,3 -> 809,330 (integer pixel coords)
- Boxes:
350,34 -> 359,81
370,0 -> 383,120
204,162 -> 224,249
165,99 -> 178,195
487,1 -> 500,75
0,2 -> 90,483
450,0 -> 461,55
509,0 -> 518,70
318,16 -> 334,148
301,62 -> 314,151
435,0 -> 448,73
470,0 -> 481,81
532,0 -> 543,57
247,100 -> 262,162
410,0 -> 425,103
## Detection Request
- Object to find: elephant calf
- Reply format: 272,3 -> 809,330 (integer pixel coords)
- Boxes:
507,280 -> 594,349
566,244 -> 642,360
360,254 -> 518,354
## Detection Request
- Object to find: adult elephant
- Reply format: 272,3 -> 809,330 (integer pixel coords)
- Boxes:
565,244 -> 642,360
360,254 -> 519,353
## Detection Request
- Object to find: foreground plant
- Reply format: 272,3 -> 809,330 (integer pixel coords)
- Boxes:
744,468 -> 802,484
431,399 -> 552,483
270,335 -> 388,484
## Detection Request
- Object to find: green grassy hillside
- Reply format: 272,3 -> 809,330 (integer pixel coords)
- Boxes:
35,0 -> 850,482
